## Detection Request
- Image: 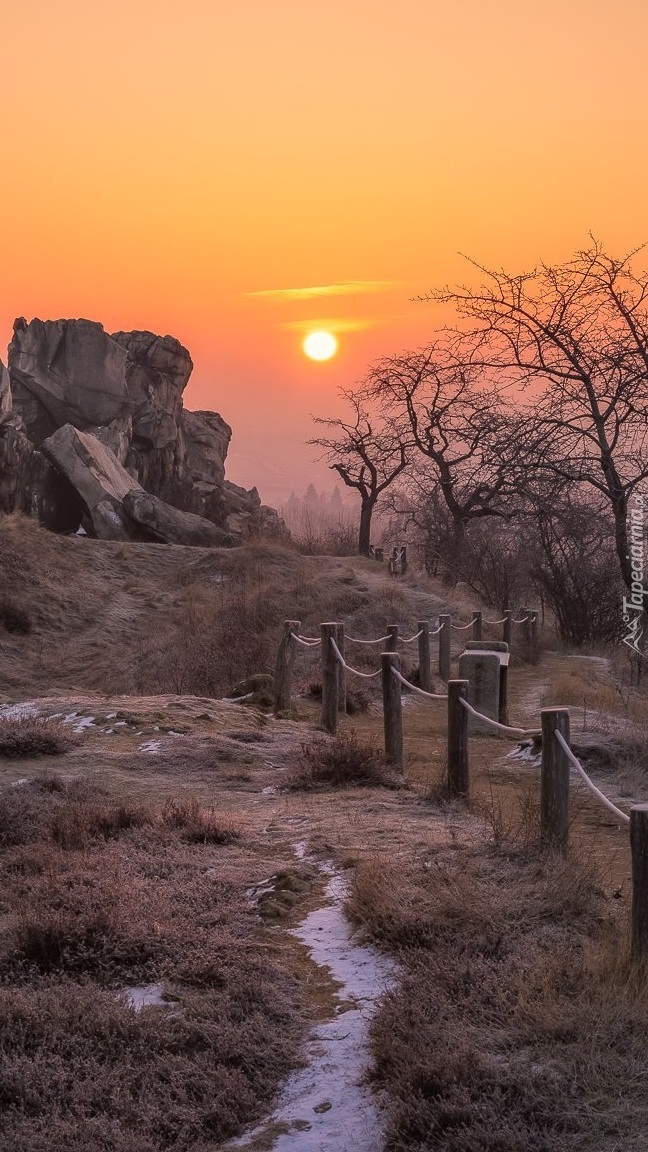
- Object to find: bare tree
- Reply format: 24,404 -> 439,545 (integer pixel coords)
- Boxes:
310,391 -> 408,556
360,346 -> 530,582
434,239 -> 648,596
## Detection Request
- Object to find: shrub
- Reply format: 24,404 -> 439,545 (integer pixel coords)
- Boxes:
286,730 -> 398,789
0,715 -> 77,758
161,797 -> 241,844
0,595 -> 32,635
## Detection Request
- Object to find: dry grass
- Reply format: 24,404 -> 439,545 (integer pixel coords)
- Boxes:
348,840 -> 647,1152
0,715 -> 78,758
0,774 -> 303,1149
285,730 -> 401,790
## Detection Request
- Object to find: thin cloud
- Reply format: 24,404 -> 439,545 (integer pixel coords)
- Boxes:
281,317 -> 373,334
248,279 -> 401,301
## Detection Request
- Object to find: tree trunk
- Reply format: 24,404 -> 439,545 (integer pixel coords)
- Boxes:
358,498 -> 375,557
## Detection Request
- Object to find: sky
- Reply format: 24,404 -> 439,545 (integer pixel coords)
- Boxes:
3,0 -> 648,505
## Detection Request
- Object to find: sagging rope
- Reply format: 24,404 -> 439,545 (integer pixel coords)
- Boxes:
390,666 -> 448,700
429,623 -> 444,636
330,638 -> 382,679
290,634 -> 322,648
458,697 -> 541,738
400,630 -> 423,644
483,617 -> 508,625
554,731 -> 630,827
346,633 -> 391,645
511,615 -> 530,624
450,620 -> 474,631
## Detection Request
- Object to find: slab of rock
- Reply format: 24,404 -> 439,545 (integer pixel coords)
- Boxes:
9,318 -> 131,444
0,359 -> 11,425
122,489 -> 234,547
41,424 -> 143,540
111,329 -> 191,449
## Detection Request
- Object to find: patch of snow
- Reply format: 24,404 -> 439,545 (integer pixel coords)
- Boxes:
294,841 -> 308,860
106,712 -> 117,720
121,983 -> 167,1011
139,740 -> 162,753
71,715 -> 95,733
507,743 -> 541,766
113,721 -> 127,728
229,866 -> 397,1152
262,786 -> 277,795
10,778 -> 30,788
0,704 -> 39,721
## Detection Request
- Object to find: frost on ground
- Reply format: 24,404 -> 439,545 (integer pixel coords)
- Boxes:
230,864 -> 397,1152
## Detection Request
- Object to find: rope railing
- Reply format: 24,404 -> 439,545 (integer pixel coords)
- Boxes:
346,633 -> 391,645
511,615 -> 530,624
483,616 -> 508,625
554,730 -> 630,827
330,637 -> 382,679
391,666 -> 447,700
290,633 -> 322,648
429,622 -> 444,636
450,620 -> 474,631
458,696 -> 541,738
400,629 -> 424,644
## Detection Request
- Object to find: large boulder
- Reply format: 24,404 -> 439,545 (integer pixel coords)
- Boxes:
9,318 -> 131,444
111,329 -> 191,449
0,359 -> 11,425
122,490 -> 235,547
41,425 -> 144,540
4,316 -> 284,546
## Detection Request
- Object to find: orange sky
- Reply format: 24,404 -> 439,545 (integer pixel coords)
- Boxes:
3,0 -> 648,503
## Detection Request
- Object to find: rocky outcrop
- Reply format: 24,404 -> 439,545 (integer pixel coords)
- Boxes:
122,490 -> 234,547
9,318 -> 131,444
0,360 -> 11,426
41,425 -> 144,540
1,316 -> 284,547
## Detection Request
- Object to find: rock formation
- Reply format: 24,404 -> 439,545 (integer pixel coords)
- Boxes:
0,318 -> 285,546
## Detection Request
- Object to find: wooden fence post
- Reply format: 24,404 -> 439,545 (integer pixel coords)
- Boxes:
386,624 -> 399,652
472,611 -> 482,641
447,680 -> 469,797
438,614 -> 451,680
418,620 -> 431,693
631,804 -> 648,962
335,621 -> 347,714
320,623 -> 339,734
381,652 -> 403,770
503,609 -> 513,650
273,619 -> 301,713
540,708 -> 570,851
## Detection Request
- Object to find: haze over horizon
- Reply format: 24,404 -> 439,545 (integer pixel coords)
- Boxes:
3,0 -> 648,506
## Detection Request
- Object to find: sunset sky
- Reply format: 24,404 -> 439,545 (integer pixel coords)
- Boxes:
3,0 -> 648,504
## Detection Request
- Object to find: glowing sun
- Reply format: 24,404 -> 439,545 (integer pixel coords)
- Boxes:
303,330 -> 338,361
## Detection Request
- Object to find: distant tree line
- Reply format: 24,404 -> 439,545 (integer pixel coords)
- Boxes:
311,240 -> 648,651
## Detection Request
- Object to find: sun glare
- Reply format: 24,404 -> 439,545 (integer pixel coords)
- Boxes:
303,330 -> 338,361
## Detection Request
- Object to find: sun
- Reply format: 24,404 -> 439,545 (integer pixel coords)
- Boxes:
303,330 -> 338,361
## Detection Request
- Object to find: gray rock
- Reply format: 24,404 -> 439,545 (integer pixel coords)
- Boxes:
122,489 -> 234,547
9,318 -> 131,443
4,316 -> 285,545
111,329 -> 191,449
41,424 -> 143,539
0,359 -> 11,425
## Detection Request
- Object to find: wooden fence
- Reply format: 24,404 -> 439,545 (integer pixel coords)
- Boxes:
274,614 -> 648,964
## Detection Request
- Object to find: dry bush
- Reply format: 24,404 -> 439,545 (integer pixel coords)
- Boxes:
0,715 -> 77,757
285,730 -> 399,790
0,594 -> 32,634
161,796 -> 241,844
0,783 -> 303,1147
349,846 -> 646,1152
